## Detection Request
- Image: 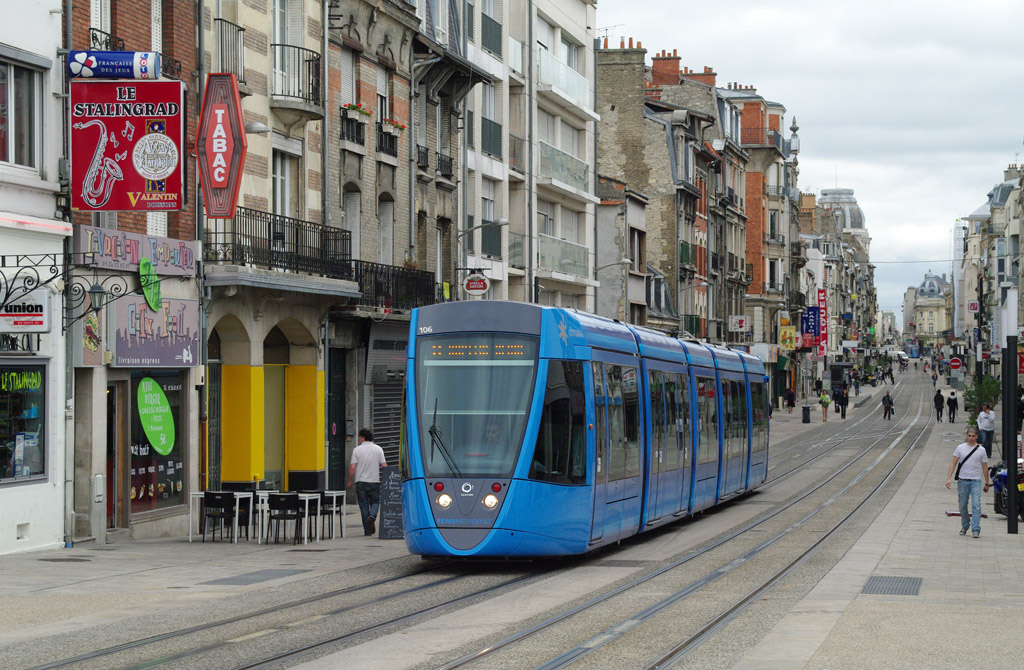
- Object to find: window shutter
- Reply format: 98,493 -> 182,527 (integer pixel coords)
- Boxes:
344,190 -> 361,257
379,200 -> 394,265
287,0 -> 302,45
376,66 -> 388,116
340,50 -> 355,106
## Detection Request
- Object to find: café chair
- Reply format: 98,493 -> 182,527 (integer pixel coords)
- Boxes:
266,493 -> 301,544
202,491 -> 236,542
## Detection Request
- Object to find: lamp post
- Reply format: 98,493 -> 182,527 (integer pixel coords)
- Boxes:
595,257 -> 632,322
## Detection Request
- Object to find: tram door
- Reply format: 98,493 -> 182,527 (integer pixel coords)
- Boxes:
590,363 -> 608,543
675,373 -> 693,515
647,370 -> 664,523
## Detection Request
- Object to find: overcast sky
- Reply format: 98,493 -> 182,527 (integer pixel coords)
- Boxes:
595,0 -> 1024,322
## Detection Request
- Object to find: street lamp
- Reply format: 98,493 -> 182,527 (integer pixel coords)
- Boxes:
595,257 -> 632,322
87,283 -> 107,312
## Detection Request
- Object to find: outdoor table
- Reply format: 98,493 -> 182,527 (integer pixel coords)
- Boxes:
297,492 -> 320,544
254,490 -> 280,544
324,490 -> 347,538
188,491 -> 253,543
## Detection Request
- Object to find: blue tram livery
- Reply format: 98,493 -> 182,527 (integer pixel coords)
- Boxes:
400,301 -> 770,558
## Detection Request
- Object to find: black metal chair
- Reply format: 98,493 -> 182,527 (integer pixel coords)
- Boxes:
202,491 -> 236,542
266,493 -> 301,544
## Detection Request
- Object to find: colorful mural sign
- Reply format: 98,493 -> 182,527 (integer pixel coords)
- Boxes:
113,297 -> 198,368
74,224 -> 197,277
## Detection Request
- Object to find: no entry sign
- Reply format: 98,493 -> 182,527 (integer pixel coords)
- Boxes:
949,357 -> 962,370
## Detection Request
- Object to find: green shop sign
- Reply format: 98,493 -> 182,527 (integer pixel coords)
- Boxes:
139,257 -> 162,311
137,376 -> 175,456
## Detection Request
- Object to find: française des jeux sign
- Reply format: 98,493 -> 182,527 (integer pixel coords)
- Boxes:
71,80 -> 185,212
196,74 -> 247,218
74,224 -> 197,277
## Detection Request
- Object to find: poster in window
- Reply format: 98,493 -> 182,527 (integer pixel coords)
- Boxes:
0,364 -> 45,481
130,371 -> 184,512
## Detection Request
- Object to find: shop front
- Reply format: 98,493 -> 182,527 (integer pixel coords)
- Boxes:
71,225 -> 200,543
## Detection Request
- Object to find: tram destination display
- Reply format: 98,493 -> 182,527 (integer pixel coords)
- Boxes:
378,466 -> 404,539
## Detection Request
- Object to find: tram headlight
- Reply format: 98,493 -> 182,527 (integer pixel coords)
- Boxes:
483,494 -> 499,509
436,493 -> 453,508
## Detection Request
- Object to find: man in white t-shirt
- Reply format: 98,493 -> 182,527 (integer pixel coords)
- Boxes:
945,427 -> 990,538
348,428 -> 387,536
977,404 -> 996,458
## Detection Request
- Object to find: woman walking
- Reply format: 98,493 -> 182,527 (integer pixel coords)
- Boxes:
819,391 -> 831,422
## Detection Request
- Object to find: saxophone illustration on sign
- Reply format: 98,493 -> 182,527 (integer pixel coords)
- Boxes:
73,119 -> 124,208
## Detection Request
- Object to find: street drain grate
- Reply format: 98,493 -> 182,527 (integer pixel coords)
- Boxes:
861,576 -> 922,595
38,558 -> 91,562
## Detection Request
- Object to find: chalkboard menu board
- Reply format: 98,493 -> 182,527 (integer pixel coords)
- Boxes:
378,466 -> 404,539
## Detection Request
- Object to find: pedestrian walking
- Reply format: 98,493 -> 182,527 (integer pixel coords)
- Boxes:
946,391 -> 959,423
785,388 -> 796,413
881,390 -> 895,420
945,427 -> 990,538
932,371 -> 938,387
853,377 -> 860,396
839,386 -> 849,419
819,391 -> 830,422
977,403 -> 996,458
933,389 -> 944,422
348,428 -> 388,536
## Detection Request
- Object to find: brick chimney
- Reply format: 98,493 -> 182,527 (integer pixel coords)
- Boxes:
651,48 -> 681,86
682,65 -> 717,87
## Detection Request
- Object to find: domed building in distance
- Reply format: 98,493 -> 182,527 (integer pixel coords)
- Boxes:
907,271 -> 953,345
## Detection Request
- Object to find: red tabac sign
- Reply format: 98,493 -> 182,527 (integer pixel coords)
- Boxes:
196,74 -> 247,218
71,80 -> 185,212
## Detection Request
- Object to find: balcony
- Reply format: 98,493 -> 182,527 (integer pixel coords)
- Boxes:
509,231 -> 525,268
351,261 -> 439,311
537,48 -> 596,121
509,37 -> 524,76
160,53 -> 183,80
339,108 -> 366,146
270,44 -> 323,120
763,281 -> 785,294
215,18 -> 246,86
480,117 -> 502,158
90,28 -> 125,51
765,233 -> 786,246
376,122 -> 398,157
436,151 -> 454,178
481,13 -> 502,57
480,219 -> 501,257
766,184 -> 784,197
204,206 -> 351,279
417,145 -> 430,170
538,141 -> 593,201
740,127 -> 783,153
509,134 -> 526,174
538,233 -> 588,277
789,291 -> 807,308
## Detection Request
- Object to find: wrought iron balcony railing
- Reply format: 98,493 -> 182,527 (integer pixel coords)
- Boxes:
679,240 -> 696,266
215,18 -> 246,84
437,151 -> 454,177
340,108 -> 365,144
351,260 -> 438,311
90,28 -> 125,51
160,53 -> 183,80
271,44 -> 321,106
680,314 -> 701,336
377,123 -> 398,156
204,206 -> 351,278
740,127 -> 783,152
763,281 -> 785,294
417,145 -> 430,169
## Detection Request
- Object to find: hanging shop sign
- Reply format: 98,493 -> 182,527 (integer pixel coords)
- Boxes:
801,306 -> 820,348
0,288 -> 50,334
139,258 -> 163,311
196,74 -> 247,218
73,224 -> 197,277
113,297 -> 199,368
728,315 -> 750,333
463,273 -> 490,296
67,51 -> 161,80
779,326 -> 797,351
70,80 -> 185,212
817,289 -> 828,356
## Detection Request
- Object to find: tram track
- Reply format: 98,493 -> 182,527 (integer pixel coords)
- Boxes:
435,379 -> 929,669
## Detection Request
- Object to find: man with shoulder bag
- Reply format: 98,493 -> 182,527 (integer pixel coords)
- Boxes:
945,427 -> 990,538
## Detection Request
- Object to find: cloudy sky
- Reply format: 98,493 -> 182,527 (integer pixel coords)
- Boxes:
595,0 -> 1024,322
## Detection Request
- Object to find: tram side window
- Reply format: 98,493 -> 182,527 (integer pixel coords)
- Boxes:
734,381 -> 747,450
677,373 -> 691,470
720,380 -> 732,453
622,366 -> 641,478
663,373 -> 678,471
593,363 -> 607,477
530,361 -> 587,485
606,365 -> 626,481
696,376 -> 716,464
751,382 -> 767,454
650,370 -> 665,471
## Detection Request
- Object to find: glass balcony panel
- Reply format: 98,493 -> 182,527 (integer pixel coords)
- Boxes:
509,231 -> 525,268
537,48 -> 590,111
538,141 -> 588,192
538,233 -> 588,277
509,37 -> 524,75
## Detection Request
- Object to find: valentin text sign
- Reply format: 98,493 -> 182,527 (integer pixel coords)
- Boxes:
71,80 -> 185,212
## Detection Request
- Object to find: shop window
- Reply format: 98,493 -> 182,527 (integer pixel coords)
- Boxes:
130,372 -> 184,512
0,364 -> 45,482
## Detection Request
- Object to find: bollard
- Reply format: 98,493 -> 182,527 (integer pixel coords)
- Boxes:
802,404 -> 811,423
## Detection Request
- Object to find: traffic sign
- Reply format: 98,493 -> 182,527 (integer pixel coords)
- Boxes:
968,300 -> 980,313
949,357 -> 962,370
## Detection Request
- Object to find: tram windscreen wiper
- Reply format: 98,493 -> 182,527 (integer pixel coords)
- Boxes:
429,398 -> 463,478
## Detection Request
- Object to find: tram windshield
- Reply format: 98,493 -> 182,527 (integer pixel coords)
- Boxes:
415,333 -> 539,477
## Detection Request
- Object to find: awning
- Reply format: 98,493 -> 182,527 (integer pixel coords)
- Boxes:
775,354 -> 790,371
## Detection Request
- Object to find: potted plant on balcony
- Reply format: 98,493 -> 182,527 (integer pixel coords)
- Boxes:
342,102 -> 372,123
382,117 -> 406,135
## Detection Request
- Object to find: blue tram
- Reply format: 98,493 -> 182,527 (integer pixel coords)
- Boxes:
400,301 -> 769,557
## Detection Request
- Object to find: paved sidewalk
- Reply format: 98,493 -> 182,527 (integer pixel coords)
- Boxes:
734,380 -> 1024,669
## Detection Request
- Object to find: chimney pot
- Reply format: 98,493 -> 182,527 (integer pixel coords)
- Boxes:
673,49 -> 677,57
603,37 -> 608,49
620,38 -> 625,48
628,37 -> 633,48
637,41 -> 642,48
